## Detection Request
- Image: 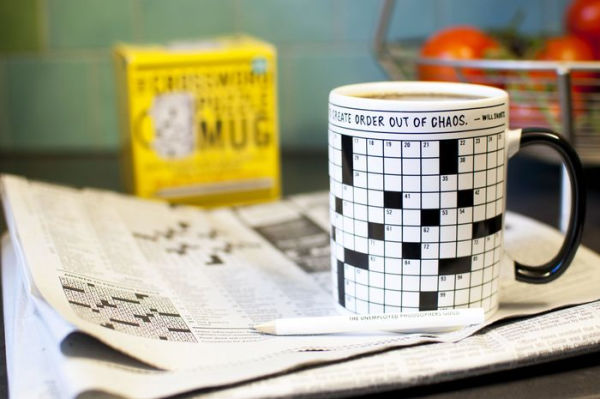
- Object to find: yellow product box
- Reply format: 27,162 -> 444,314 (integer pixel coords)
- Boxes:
114,35 -> 280,207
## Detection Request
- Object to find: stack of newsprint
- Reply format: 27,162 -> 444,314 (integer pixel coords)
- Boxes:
2,174 -> 600,398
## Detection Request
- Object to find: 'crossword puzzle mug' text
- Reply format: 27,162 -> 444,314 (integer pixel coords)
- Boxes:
328,81 -> 585,316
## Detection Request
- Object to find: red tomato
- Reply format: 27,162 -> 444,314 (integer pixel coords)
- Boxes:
418,26 -> 503,84
567,0 -> 600,57
533,35 -> 596,91
509,90 -> 585,130
509,93 -> 585,131
509,102 -> 560,130
507,37 -> 592,129
534,35 -> 595,62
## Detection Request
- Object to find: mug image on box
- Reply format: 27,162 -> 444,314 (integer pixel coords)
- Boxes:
137,92 -> 196,159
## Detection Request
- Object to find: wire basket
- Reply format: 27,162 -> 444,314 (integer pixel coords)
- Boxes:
374,0 -> 600,164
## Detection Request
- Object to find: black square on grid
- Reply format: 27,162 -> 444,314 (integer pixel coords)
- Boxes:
341,135 -> 354,186
488,214 -> 503,234
439,257 -> 471,275
331,226 -> 336,241
439,139 -> 458,175
472,215 -> 503,239
402,242 -> 421,259
472,220 -> 489,239
384,191 -> 403,209
337,260 -> 345,307
335,196 -> 343,214
421,209 -> 440,226
344,248 -> 369,270
368,222 -> 385,240
457,189 -> 474,208
419,292 -> 438,311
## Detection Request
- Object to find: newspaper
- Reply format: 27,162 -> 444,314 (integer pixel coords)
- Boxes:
2,174 -> 600,398
5,236 -> 600,399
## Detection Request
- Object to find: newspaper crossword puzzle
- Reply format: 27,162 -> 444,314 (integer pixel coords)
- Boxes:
60,276 -> 196,342
329,130 -> 505,314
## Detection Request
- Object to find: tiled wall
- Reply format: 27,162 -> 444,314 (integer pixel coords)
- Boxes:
0,0 -> 570,152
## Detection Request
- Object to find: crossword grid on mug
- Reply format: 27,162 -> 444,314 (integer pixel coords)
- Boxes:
329,126 -> 505,315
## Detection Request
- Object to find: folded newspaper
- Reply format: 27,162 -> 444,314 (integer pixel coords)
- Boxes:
2,174 -> 600,398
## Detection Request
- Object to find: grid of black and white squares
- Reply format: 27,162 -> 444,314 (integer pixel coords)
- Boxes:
329,130 -> 505,314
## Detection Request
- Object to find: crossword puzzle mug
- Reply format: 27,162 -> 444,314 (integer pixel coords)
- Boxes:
328,81 -> 585,316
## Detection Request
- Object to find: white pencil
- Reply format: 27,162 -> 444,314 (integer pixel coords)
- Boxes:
254,308 -> 484,335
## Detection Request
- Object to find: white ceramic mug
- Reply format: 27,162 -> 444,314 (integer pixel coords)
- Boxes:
328,81 -> 585,316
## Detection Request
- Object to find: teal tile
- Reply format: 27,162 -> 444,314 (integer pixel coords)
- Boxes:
337,0 -> 384,42
0,0 -> 41,52
277,53 -> 294,150
238,0 -> 336,44
5,57 -> 98,150
544,0 -> 570,34
93,58 -> 120,150
438,0 -> 545,34
386,0 -> 437,40
0,60 -> 10,147
139,0 -> 235,42
47,0 -> 135,49
280,50 -> 387,150
388,0 -> 438,39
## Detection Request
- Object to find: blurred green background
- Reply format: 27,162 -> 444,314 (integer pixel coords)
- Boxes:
0,0 -> 572,153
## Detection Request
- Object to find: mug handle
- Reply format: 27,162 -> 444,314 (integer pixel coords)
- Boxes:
506,127 -> 586,284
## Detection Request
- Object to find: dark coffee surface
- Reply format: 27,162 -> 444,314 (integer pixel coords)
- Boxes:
354,92 -> 487,101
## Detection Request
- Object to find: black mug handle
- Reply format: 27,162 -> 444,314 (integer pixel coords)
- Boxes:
512,127 -> 586,283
